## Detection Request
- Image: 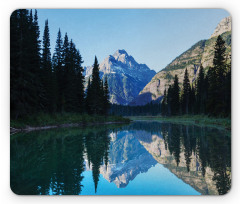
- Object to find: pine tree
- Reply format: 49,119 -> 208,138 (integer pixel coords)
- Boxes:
225,57 -> 231,116
207,35 -> 227,116
196,65 -> 205,113
161,88 -> 167,116
52,29 -> 63,111
32,10 -> 44,110
103,77 -> 110,115
41,19 -> 56,112
65,39 -> 77,112
171,75 -> 180,115
182,69 -> 191,114
10,9 -> 27,118
11,9 -> 42,118
11,9 -> 87,118
99,80 -> 105,114
90,56 -> 102,114
167,85 -> 173,116
85,78 -> 93,114
61,33 -> 70,111
75,49 -> 85,113
189,84 -> 196,114
214,36 -> 226,87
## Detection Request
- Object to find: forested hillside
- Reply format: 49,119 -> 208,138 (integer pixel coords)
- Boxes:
112,35 -> 231,117
10,9 -> 110,120
132,16 -> 231,106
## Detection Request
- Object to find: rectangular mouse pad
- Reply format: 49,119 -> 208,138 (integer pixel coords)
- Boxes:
10,9 -> 231,195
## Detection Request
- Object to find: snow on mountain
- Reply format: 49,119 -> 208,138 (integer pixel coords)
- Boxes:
84,49 -> 156,105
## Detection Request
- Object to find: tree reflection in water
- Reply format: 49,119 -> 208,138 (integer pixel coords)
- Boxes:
11,122 -> 231,195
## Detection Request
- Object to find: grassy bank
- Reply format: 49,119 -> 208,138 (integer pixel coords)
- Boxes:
128,115 -> 231,130
10,113 -> 131,129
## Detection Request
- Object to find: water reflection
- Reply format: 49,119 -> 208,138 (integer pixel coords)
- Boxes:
11,126 -> 112,195
10,122 -> 231,195
129,122 -> 231,195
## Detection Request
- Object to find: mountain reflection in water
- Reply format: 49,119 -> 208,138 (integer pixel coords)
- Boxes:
10,121 -> 231,195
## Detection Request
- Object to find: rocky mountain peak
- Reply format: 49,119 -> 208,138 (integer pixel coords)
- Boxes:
132,16 -> 231,106
113,49 -> 128,58
211,16 -> 231,38
112,49 -> 135,65
84,49 -> 156,105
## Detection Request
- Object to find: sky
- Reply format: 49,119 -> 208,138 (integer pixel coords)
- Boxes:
36,9 -> 230,72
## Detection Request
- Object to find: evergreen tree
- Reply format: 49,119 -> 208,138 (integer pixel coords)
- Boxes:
207,35 -> 227,116
61,33 -> 70,111
10,9 -> 42,118
183,125 -> 192,172
103,77 -> 110,115
214,36 -> 226,87
85,78 -> 93,114
171,75 -> 180,115
196,65 -> 205,114
99,80 -> 105,114
90,56 -> 102,114
74,49 -> 85,113
182,69 -> 191,114
11,9 -> 87,118
66,39 -> 78,111
161,88 -> 167,116
11,9 -> 28,118
32,10 -> 45,110
41,19 -> 56,112
225,57 -> 231,116
189,84 -> 196,114
167,85 -> 173,116
27,9 -> 43,112
52,29 -> 64,111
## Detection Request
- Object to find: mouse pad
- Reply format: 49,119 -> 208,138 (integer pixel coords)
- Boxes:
10,9 -> 231,195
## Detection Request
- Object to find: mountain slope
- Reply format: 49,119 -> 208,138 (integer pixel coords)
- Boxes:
84,50 -> 156,105
131,16 -> 231,106
85,130 -> 157,188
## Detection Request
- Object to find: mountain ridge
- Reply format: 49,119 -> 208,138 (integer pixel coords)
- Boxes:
131,16 -> 231,106
83,49 -> 156,105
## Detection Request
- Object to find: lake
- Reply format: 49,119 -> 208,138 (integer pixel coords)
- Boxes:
10,121 -> 231,195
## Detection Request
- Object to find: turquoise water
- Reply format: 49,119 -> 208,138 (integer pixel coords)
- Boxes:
80,163 -> 200,195
10,121 -> 231,195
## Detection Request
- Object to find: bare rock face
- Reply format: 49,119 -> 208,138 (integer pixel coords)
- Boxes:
85,131 -> 157,188
211,16 -> 231,38
133,16 -> 231,106
137,133 -> 218,195
132,40 -> 206,105
201,16 -> 231,68
84,49 -> 156,105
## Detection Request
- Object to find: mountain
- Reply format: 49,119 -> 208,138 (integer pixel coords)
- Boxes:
84,122 -> 221,194
130,16 -> 231,106
211,16 -> 231,38
135,129 -> 218,195
83,49 -> 156,105
85,130 -> 157,188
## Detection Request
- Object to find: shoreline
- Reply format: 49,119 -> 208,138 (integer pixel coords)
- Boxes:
10,114 -> 231,134
10,113 -> 131,134
128,115 -> 231,131
10,121 -> 130,134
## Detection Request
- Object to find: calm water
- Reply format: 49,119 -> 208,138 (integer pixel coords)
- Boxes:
10,121 -> 231,195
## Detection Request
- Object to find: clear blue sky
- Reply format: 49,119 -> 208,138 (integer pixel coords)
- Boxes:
37,9 -> 230,72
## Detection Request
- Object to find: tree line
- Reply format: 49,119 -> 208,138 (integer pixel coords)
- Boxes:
110,102 -> 161,116
111,35 -> 231,118
10,9 -> 110,119
11,126 -> 111,195
161,35 -> 231,117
